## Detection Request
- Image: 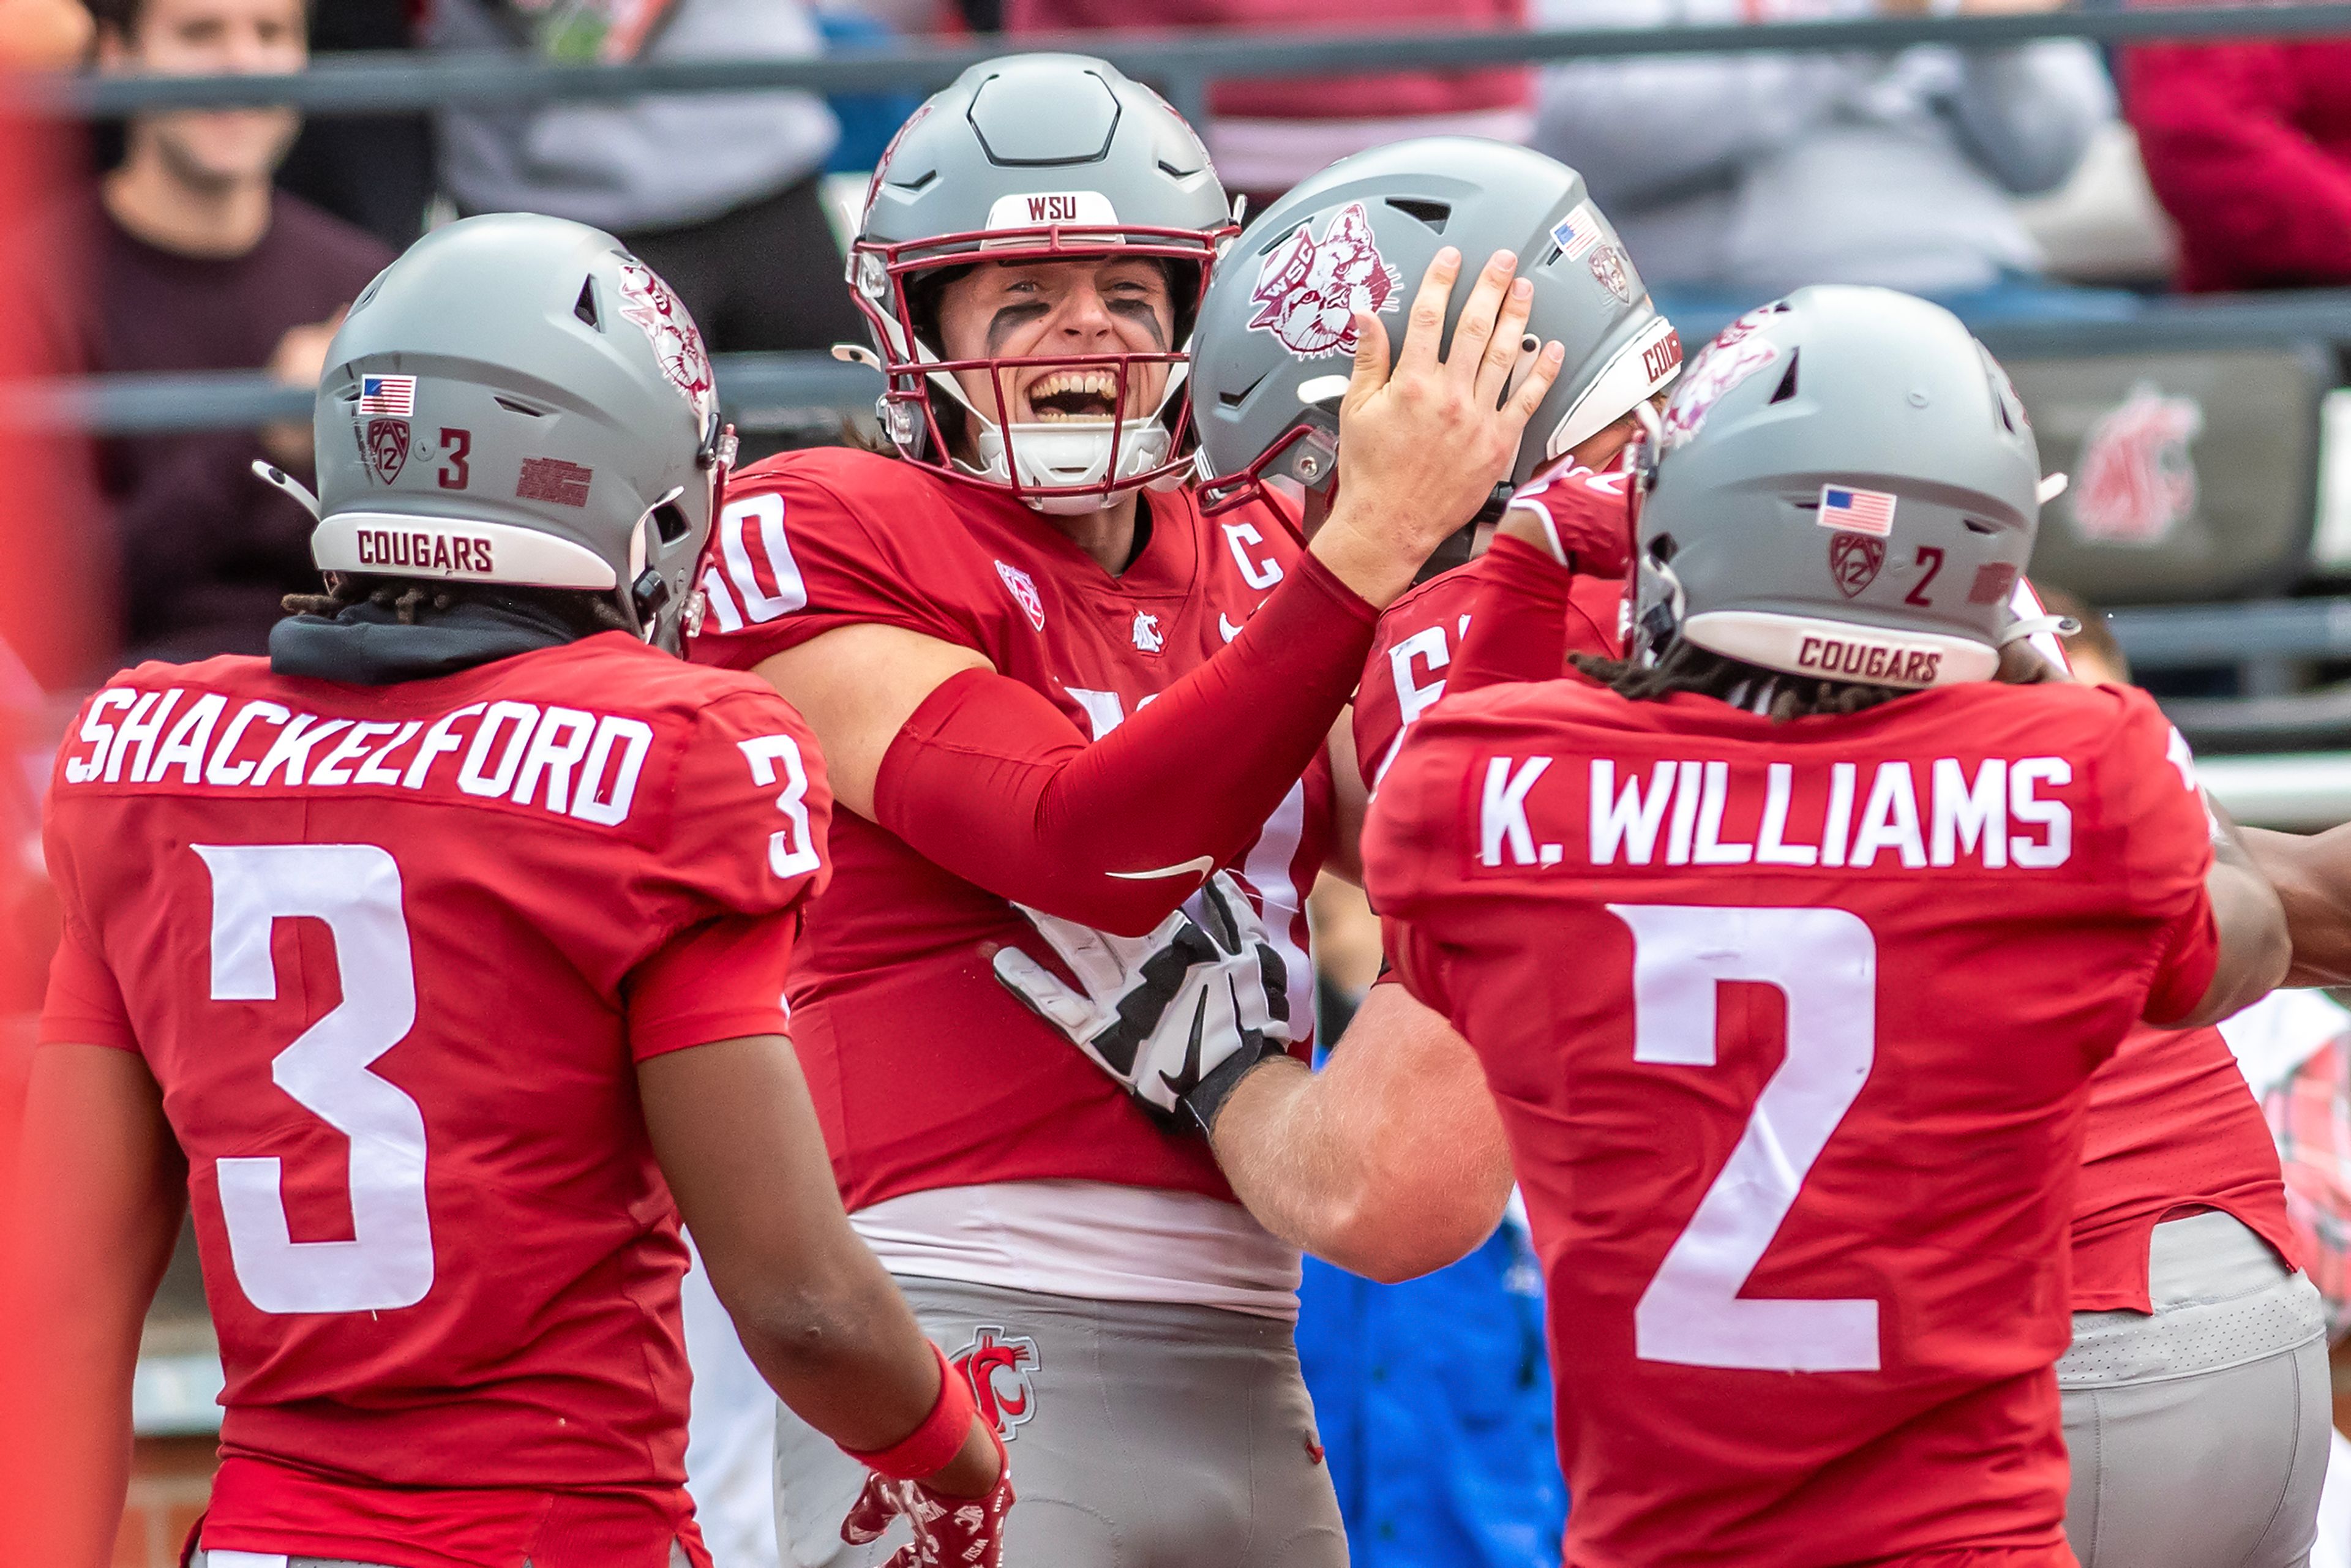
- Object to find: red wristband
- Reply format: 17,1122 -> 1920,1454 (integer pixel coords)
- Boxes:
842,1341 -> 977,1481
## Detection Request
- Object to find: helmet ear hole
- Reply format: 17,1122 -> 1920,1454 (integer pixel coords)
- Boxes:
651,500 -> 691,546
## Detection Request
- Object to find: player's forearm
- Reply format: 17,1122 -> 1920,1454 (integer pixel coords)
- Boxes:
1207,987 -> 1513,1282
1449,534 -> 1577,693
2244,824 -> 2351,988
876,551 -> 1379,936
7,1046 -> 182,1566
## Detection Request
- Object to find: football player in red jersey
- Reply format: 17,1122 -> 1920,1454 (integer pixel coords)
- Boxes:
1075,288 -> 2297,1564
12,216 -> 1008,1568
685,54 -> 1570,1567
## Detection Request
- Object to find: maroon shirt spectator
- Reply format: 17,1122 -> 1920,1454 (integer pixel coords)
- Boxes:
29,0 -> 393,666
2126,33 -> 2351,291
28,189 -> 389,662
1003,0 -> 1531,203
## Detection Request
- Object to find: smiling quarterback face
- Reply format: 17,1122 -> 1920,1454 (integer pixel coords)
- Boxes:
931,256 -> 1178,452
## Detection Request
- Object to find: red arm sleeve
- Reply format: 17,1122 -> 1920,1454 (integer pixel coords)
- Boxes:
2124,39 -> 2351,289
1447,535 -> 1578,695
38,918 -> 136,1052
626,686 -> 833,1054
625,913 -> 798,1062
874,549 -> 1379,936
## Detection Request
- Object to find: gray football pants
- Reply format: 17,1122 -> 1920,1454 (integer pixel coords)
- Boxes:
2059,1211 -> 2332,1568
773,1279 -> 1349,1568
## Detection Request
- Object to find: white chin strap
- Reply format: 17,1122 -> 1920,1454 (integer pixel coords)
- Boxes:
926,351 -> 1186,516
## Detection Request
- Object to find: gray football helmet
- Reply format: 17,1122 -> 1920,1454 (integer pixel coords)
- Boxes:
1630,286 -> 2044,689
846,53 -> 1235,515
291,212 -> 729,653
1190,137 -> 1682,511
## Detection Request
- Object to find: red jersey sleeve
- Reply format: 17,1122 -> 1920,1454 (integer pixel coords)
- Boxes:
2101,689 -> 2221,1024
689,460 -> 979,672
624,688 -> 833,1059
37,913 -> 137,1051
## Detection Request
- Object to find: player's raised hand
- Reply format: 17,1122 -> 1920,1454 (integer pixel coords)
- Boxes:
1311,246 -> 1566,609
1496,461 -> 1637,579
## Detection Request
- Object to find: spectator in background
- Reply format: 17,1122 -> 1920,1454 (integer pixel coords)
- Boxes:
2125,34 -> 2351,292
1001,0 -> 1531,210
0,0 -> 92,67
1531,0 -> 2113,309
22,0 -> 390,666
430,0 -> 863,354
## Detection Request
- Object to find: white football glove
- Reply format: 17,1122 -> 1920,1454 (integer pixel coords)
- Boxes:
992,871 -> 1294,1133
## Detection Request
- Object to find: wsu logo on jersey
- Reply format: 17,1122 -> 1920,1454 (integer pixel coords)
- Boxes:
995,560 -> 1046,631
2071,381 -> 2203,546
359,418 -> 411,485
1247,201 -> 1401,359
953,1326 -> 1041,1441
1131,611 -> 1164,653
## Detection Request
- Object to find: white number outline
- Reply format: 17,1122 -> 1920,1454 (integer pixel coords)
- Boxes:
195,842 -> 433,1315
702,491 -> 808,631
1607,902 -> 1881,1372
738,735 -> 823,878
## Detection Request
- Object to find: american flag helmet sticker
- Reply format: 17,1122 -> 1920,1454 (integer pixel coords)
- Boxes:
358,375 -> 417,417
1549,204 -> 1603,261
1818,484 -> 1897,537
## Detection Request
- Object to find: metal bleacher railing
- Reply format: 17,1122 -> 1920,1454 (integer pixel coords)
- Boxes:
17,7 -> 2351,781
12,4 -> 2351,439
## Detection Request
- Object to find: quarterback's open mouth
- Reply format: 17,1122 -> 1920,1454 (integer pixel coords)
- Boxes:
1022,369 -> 1121,422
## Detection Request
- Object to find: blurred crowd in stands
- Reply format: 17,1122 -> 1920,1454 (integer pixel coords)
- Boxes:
11,1 -> 2351,1566
3,0 -> 2349,686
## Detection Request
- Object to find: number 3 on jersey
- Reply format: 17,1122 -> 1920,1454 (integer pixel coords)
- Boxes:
739,733 -> 822,878
1608,903 -> 1880,1373
195,842 -> 433,1315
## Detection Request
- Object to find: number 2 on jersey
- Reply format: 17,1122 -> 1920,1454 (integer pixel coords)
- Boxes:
195,842 -> 433,1315
1607,903 -> 1880,1373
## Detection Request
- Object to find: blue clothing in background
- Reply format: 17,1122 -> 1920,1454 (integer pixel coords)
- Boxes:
1295,1226 -> 1566,1568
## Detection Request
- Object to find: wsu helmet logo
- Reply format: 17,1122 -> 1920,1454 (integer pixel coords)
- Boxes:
952,1326 -> 1041,1441
2072,381 -> 2203,546
1247,201 -> 1401,359
615,260 -> 716,424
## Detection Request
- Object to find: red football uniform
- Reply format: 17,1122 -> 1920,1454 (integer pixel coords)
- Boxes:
2073,1019 -> 2298,1310
39,635 -> 830,1568
1352,553 -> 1624,790
688,448 -> 1327,1228
1364,677 -> 2218,1566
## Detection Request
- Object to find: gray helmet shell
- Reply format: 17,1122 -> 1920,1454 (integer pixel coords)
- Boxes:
848,53 -> 1233,512
311,212 -> 726,653
1632,285 -> 2042,689
1190,137 -> 1682,507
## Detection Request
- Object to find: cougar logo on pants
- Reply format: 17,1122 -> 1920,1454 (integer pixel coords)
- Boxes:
953,1326 -> 1041,1440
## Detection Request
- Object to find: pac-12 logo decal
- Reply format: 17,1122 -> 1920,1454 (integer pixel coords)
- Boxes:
1829,532 -> 1884,598
1247,201 -> 1401,359
995,560 -> 1046,631
359,418 -> 411,485
953,1326 -> 1041,1440
1588,243 -> 1636,304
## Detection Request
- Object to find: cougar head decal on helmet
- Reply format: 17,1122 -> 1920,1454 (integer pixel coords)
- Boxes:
304,212 -> 730,655
846,53 -> 1235,516
1628,285 -> 2045,689
1190,137 -> 1682,514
